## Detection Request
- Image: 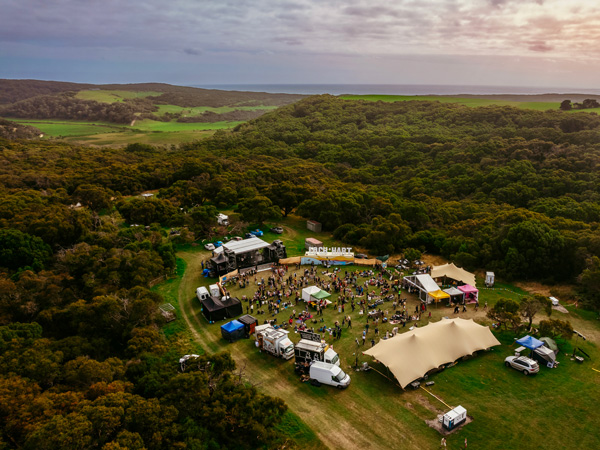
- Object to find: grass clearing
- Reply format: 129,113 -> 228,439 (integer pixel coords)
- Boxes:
131,119 -> 243,132
9,119 -> 126,137
157,216 -> 600,450
340,95 -> 600,113
156,104 -> 278,115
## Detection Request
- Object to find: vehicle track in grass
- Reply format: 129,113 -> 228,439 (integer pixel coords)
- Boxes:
176,250 -> 437,450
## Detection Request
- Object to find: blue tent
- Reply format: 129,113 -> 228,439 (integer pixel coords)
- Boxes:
221,320 -> 245,342
516,335 -> 544,350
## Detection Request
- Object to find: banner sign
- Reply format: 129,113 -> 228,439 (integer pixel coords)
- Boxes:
299,331 -> 322,342
307,246 -> 353,255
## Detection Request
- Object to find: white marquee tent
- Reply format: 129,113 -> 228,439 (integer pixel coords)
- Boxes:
431,263 -> 476,287
364,318 -> 500,388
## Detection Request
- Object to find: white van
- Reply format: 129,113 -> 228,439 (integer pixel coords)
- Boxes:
309,361 -> 351,389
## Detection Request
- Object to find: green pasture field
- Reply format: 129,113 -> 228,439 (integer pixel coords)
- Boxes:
4,117 -> 239,146
156,104 -> 278,115
340,95 -> 600,113
131,119 -> 243,132
10,119 -> 126,137
157,215 -> 600,450
75,90 -> 162,103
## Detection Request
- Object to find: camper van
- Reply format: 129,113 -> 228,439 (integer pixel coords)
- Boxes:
217,213 -> 229,226
309,361 -> 351,389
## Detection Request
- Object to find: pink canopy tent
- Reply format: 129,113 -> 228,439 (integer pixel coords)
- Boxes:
458,284 -> 479,303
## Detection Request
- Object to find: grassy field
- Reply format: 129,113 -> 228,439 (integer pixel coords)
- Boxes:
6,117 -> 237,146
156,217 -> 600,450
131,119 -> 244,132
340,95 -> 600,114
75,90 -> 162,103
10,119 -> 126,137
156,104 -> 278,115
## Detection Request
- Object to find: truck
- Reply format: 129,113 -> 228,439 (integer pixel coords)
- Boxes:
294,331 -> 340,373
255,325 -> 294,360
309,361 -> 351,389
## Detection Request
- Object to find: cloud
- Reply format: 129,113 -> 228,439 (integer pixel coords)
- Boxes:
528,41 -> 553,52
184,48 -> 202,56
1,0 -> 599,86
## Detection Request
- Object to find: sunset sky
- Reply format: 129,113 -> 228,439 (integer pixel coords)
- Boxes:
1,0 -> 599,89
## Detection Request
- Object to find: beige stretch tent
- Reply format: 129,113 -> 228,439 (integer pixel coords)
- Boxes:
364,318 -> 500,388
431,263 -> 476,287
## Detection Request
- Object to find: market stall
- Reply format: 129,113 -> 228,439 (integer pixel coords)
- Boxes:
457,284 -> 479,303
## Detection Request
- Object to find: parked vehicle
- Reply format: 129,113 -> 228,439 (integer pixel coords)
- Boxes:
270,226 -> 284,234
295,339 -> 339,373
204,243 -> 215,251
214,241 -> 223,247
504,356 -> 539,375
355,253 -> 368,259
255,325 -> 294,360
232,236 -> 243,241
250,229 -> 264,237
216,213 -> 229,226
309,361 -> 351,389
244,233 -> 256,239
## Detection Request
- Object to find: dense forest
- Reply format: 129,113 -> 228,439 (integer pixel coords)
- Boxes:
2,95 -> 600,447
0,94 -> 159,124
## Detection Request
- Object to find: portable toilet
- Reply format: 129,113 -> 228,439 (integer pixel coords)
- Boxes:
485,272 -> 495,287
209,284 -> 220,297
196,286 -> 210,301
442,405 -> 467,430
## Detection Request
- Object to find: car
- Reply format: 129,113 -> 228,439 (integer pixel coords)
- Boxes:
504,355 -> 539,375
244,233 -> 255,239
214,241 -> 223,247
204,243 -> 215,251
232,236 -> 243,241
270,226 -> 284,234
250,229 -> 264,237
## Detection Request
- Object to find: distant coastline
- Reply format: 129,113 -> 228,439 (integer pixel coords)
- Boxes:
192,83 -> 600,97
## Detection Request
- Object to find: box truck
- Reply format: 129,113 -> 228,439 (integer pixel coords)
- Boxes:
255,325 -> 294,360
294,338 -> 340,373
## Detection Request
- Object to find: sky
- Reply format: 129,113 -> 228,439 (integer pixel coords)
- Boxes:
1,0 -> 600,89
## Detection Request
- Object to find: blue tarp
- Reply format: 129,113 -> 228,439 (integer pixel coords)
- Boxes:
516,335 -> 544,350
221,320 -> 244,333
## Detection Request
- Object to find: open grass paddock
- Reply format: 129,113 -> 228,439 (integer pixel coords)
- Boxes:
154,218 -> 600,450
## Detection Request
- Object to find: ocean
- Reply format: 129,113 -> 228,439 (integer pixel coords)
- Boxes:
191,84 -> 600,96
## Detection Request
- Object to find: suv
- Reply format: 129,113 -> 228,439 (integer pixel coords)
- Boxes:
270,226 -> 283,234
504,356 -> 539,375
204,243 -> 215,251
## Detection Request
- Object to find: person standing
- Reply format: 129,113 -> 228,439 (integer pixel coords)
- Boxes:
347,317 -> 352,329
440,437 -> 446,448
362,330 -> 366,345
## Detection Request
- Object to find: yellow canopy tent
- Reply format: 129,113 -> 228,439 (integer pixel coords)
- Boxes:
429,289 -> 451,302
